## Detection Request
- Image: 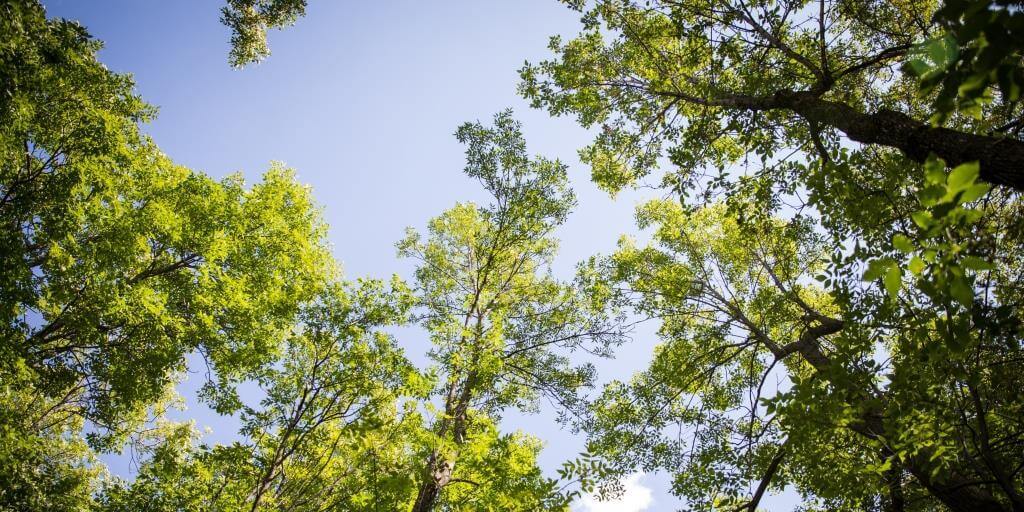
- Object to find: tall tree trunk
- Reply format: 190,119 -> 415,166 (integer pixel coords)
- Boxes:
410,453 -> 453,512
410,370 -> 476,512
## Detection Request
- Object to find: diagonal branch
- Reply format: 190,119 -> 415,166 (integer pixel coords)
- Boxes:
646,87 -> 1024,190
733,442 -> 787,512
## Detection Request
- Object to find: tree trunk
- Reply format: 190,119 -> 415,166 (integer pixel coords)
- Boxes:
410,454 -> 453,512
410,370 -> 476,512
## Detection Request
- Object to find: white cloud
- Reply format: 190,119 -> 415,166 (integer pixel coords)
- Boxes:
575,473 -> 654,512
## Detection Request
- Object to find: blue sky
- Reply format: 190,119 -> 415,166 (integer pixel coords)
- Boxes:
41,2 -> 797,510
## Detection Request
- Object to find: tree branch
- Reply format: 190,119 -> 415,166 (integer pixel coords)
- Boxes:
650,87 -> 1024,190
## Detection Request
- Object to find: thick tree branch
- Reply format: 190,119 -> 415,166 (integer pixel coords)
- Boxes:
652,88 -> 1024,190
776,318 -> 840,369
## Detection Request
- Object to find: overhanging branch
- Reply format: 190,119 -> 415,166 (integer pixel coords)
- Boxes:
650,87 -> 1024,191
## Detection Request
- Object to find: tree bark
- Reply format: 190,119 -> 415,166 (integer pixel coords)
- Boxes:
410,370 -> 476,512
661,88 -> 1024,190
410,456 -> 452,512
776,90 -> 1024,190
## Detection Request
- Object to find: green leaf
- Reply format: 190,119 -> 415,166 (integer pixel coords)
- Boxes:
924,157 -> 947,185
926,35 -> 958,68
960,102 -> 984,120
909,256 -> 926,275
884,264 -> 902,299
911,210 -> 933,229
892,234 -> 914,253
863,258 -> 894,281
872,457 -> 893,475
908,58 -> 930,76
962,256 -> 995,271
957,73 -> 989,96
958,183 -> 990,203
950,275 -> 974,308
947,161 -> 979,191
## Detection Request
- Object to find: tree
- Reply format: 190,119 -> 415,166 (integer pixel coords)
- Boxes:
95,112 -> 625,512
13,0 -> 1024,510
97,279 -> 418,512
1,2 -> 335,508
233,279 -> 415,511
5,5 -> 628,510
398,112 -> 626,511
520,0 -> 1024,192
523,1 -> 1024,510
221,0 -> 308,67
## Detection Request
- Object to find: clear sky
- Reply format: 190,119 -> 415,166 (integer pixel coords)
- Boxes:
41,2 -> 796,510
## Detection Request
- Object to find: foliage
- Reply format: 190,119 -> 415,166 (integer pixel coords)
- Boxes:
398,111 -> 625,511
97,279 -> 419,511
4,4 -> 613,510
1,1 -> 332,509
6,0 -> 1024,511
909,0 -> 1024,124
523,0 -> 1024,510
221,0 -> 308,67
94,112 -> 620,512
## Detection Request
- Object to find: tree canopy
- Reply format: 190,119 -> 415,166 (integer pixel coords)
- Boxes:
3,0 -> 1024,511
522,0 -> 1024,510
2,2 -> 333,507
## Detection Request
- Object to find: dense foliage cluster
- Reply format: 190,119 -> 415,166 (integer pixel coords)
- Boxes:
520,1 -> 1024,510
2,0 -> 1023,510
